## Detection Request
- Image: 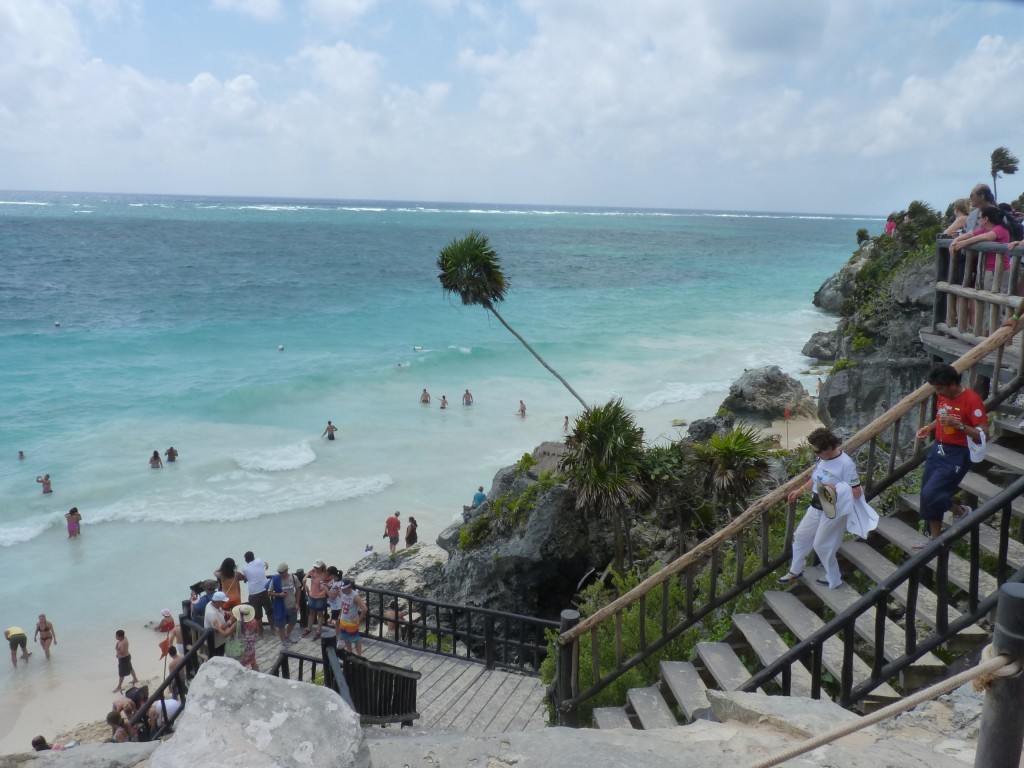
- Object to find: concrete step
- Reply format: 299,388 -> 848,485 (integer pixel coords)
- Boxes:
762,590 -> 900,707
993,416 -> 1024,436
694,641 -> 760,693
803,566 -> 946,691
731,613 -> 813,698
659,660 -> 710,723
897,493 -> 1024,569
592,707 -> 633,730
874,516 -> 1000,596
626,686 -> 677,730
839,540 -> 989,652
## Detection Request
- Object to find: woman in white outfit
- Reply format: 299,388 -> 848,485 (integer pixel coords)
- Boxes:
778,427 -> 877,589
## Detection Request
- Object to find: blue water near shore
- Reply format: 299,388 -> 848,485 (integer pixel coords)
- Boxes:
0,191 -> 875,741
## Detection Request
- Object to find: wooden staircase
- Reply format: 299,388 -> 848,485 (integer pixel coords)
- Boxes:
592,411 -> 1024,731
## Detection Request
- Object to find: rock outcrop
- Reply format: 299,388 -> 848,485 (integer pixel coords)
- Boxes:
801,330 -> 838,362
719,365 -> 816,426
687,414 -> 735,441
433,465 -> 613,618
813,249 -> 869,313
148,658 -> 369,768
344,544 -> 447,596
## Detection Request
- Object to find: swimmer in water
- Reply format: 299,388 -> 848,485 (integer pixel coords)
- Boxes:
36,474 -> 52,493
462,390 -> 473,406
440,395 -> 448,409
420,389 -> 431,404
150,451 -> 163,469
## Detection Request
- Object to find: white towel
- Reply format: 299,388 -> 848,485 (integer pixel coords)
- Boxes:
834,481 -> 879,538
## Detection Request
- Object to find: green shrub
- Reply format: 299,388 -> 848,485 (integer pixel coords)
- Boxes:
514,452 -> 537,477
833,358 -> 856,372
856,228 -> 870,245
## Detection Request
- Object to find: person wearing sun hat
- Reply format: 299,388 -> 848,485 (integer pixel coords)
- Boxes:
231,604 -> 260,670
203,591 -> 236,656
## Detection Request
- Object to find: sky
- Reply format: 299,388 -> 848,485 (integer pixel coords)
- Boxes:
1,0 -> 1023,215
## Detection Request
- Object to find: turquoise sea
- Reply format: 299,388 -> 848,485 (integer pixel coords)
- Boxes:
0,191 -> 874,746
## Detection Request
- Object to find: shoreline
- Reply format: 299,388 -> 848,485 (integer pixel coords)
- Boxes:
0,397 -> 826,756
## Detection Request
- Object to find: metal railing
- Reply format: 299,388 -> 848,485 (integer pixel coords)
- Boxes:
358,583 -> 559,674
552,238 -> 1024,724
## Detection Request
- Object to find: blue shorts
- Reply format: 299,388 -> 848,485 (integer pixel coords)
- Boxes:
339,627 -> 360,642
307,597 -> 327,612
920,442 -> 970,522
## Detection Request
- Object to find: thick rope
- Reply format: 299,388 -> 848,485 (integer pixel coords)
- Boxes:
743,647 -> 1021,768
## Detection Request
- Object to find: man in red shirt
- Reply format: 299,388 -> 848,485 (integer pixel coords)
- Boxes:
914,364 -> 987,546
384,511 -> 402,555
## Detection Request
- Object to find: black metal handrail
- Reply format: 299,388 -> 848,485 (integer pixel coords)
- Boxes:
357,582 -> 559,674
741,473 -> 1024,703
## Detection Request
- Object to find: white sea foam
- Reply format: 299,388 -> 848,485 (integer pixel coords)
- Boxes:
77,472 -> 393,526
0,200 -> 50,206
0,515 -> 60,547
233,441 -> 317,472
633,381 -> 726,411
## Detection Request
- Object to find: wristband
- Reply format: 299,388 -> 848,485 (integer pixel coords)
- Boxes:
1014,314 -> 1020,321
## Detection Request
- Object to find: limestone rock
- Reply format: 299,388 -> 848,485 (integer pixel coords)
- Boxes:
720,366 -> 816,426
530,440 -> 566,476
434,466 -> 613,617
801,330 -> 838,362
0,742 -> 159,768
813,251 -> 868,313
147,658 -> 369,768
687,415 -> 734,442
705,689 -> 859,739
343,544 -> 447,596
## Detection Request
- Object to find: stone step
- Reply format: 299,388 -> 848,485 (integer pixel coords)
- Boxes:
802,566 -> 946,691
592,707 -> 634,730
874,516 -> 1000,596
898,493 -> 1024,568
659,660 -> 711,723
993,416 -> 1024,436
626,685 -> 678,730
694,641 -> 761,694
731,613 -> 813,698
839,540 -> 989,652
761,590 -> 900,707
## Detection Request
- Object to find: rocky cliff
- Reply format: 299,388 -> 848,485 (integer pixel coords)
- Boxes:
809,238 -> 936,439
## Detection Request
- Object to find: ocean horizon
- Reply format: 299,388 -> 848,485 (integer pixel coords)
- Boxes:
0,190 -> 872,749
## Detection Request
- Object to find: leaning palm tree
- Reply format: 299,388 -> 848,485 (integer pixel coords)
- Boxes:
560,399 -> 649,572
692,424 -> 771,523
991,146 -> 1019,202
437,231 -> 587,408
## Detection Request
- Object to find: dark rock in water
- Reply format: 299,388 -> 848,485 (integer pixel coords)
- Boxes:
687,415 -> 734,442
434,465 -> 613,618
801,331 -> 838,362
720,366 -> 816,426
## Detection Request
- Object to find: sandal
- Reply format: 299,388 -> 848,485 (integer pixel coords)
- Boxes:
952,505 -> 972,521
301,629 -> 311,637
313,631 -> 321,640
777,572 -> 802,584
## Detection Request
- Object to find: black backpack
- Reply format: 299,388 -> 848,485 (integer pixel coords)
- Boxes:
998,208 -> 1024,242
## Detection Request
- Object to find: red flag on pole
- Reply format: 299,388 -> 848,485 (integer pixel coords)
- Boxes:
784,407 -> 791,421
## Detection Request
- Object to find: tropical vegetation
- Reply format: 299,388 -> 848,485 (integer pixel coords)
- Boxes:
990,145 -> 1019,202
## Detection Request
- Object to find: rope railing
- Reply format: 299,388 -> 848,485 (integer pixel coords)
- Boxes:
743,644 -> 1021,768
558,321 -> 1018,649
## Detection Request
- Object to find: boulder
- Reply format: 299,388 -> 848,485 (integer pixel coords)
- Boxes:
719,366 -> 816,426
687,415 -> 734,442
343,544 -> 447,596
147,658 -> 369,768
801,331 -> 838,362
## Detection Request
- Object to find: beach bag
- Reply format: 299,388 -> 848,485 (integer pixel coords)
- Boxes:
224,622 -> 245,659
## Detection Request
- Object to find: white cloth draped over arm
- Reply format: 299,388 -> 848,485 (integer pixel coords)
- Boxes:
833,481 -> 879,538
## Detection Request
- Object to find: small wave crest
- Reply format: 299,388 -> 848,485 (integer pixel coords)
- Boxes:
234,441 -> 317,472
633,381 -> 724,411
0,514 -> 60,547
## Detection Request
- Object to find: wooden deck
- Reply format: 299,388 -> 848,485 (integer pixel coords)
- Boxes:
249,630 -> 549,732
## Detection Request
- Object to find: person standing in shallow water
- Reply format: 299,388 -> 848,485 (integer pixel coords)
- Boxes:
440,395 -> 448,409
34,614 -> 56,660
65,507 -> 82,538
149,450 -> 163,468
462,390 -> 473,406
420,389 -> 431,404
321,420 -> 338,441
518,400 -> 526,419
164,446 -> 178,462
36,474 -> 52,493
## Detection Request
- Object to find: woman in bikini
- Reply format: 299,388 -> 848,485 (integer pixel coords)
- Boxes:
34,614 -> 56,660
214,557 -> 244,610
65,507 -> 82,538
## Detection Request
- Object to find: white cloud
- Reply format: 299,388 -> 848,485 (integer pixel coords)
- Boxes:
1,1 -> 1024,212
210,0 -> 282,21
